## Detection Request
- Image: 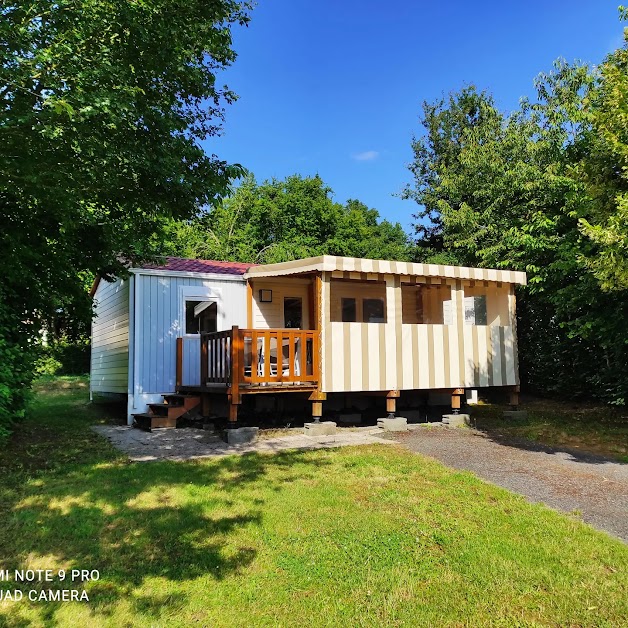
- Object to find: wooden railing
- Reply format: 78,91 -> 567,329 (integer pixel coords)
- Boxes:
177,327 -> 320,390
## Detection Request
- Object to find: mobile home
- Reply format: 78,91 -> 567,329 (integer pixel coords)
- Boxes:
90,256 -> 526,427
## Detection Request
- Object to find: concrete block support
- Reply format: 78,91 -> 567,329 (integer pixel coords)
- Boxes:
442,414 -> 471,428
377,417 -> 408,432
304,421 -> 337,436
226,427 -> 259,445
503,410 -> 528,420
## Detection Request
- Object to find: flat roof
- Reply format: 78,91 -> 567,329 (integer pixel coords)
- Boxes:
245,255 -> 527,285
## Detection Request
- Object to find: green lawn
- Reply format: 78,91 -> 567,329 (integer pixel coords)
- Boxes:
0,379 -> 626,627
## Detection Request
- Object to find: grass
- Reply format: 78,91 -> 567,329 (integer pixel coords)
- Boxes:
472,397 -> 628,462
0,379 -> 626,627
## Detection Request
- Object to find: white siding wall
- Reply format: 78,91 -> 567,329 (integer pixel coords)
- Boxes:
251,278 -> 311,329
134,274 -> 246,394
91,278 -> 130,395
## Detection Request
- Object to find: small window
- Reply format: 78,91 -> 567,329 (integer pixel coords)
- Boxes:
284,297 -> 303,328
185,301 -> 217,334
464,295 -> 487,325
341,298 -> 357,322
363,298 -> 385,323
401,284 -> 424,324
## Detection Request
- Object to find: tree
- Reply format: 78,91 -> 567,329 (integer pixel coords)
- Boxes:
0,0 -> 251,432
404,62 -> 628,404
162,174 -> 413,263
578,7 -> 628,290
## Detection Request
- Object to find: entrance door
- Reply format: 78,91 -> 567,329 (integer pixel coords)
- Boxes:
283,297 -> 302,329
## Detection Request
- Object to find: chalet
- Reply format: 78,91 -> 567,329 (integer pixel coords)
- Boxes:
90,256 -> 526,429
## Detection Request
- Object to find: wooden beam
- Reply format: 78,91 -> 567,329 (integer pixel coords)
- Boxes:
230,326 -> 241,405
228,401 -> 239,424
308,390 -> 327,401
386,390 -> 401,398
246,280 -> 253,328
176,337 -> 183,388
200,335 -> 208,387
509,390 -> 519,408
201,394 -> 211,417
311,401 -> 323,421
451,394 -> 461,411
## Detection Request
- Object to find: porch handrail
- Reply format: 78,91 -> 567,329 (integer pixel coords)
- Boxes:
191,327 -> 320,389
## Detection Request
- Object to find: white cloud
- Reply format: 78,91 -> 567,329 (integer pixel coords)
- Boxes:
352,150 -> 379,161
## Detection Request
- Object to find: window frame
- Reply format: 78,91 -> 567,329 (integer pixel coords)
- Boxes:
178,286 -> 222,337
362,297 -> 386,323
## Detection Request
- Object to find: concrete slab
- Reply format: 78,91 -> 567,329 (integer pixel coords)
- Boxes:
377,417 -> 408,432
303,421 -> 337,436
226,427 -> 259,445
92,424 -> 393,462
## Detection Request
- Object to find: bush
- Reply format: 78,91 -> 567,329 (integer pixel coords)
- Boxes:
0,304 -> 36,439
35,337 -> 90,377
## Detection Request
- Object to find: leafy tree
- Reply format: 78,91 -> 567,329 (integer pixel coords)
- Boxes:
163,174 -> 412,263
404,62 -> 628,404
578,7 -> 628,290
0,0 -> 251,433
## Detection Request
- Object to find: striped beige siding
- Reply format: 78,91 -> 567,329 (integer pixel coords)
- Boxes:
319,273 -> 520,393
247,255 -> 527,286
323,322 -> 519,392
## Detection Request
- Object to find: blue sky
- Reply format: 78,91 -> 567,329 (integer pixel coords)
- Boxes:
204,1 -> 624,234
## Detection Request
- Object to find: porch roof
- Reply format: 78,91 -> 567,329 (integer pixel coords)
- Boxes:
244,255 -> 527,285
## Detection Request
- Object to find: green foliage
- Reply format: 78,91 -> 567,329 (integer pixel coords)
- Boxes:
0,0 -> 250,430
0,298 -> 35,439
35,337 -> 91,377
163,174 -> 413,263
405,57 -> 628,404
578,9 -> 628,290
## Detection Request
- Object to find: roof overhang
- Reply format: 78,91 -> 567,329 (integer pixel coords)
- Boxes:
244,255 -> 527,285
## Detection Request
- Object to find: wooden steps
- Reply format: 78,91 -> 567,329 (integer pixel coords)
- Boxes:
132,393 -> 201,431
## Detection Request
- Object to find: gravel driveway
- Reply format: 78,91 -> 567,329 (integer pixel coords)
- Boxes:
390,426 -> 628,542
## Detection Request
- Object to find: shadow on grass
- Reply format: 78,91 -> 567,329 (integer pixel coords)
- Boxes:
0,448 -> 331,622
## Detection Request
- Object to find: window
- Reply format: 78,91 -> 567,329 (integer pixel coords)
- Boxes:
402,284 -> 452,324
363,298 -> 385,323
330,280 -> 387,323
185,301 -> 217,334
463,284 -> 509,326
341,298 -> 357,322
464,295 -> 487,325
283,297 -> 303,328
401,285 -> 424,324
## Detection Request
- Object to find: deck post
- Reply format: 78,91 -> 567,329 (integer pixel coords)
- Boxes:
201,394 -> 211,417
509,385 -> 520,409
451,388 -> 465,415
386,390 -> 400,419
227,326 -> 242,427
228,396 -> 239,425
309,390 -> 326,423
200,334 -> 208,387
176,337 -> 183,388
